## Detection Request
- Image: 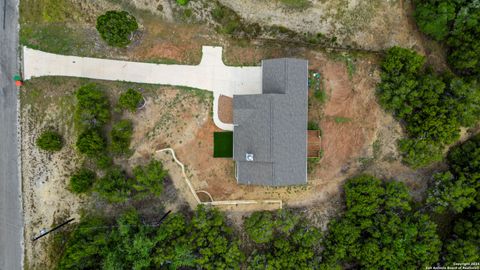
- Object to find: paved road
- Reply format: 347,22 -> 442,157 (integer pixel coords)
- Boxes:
0,0 -> 23,269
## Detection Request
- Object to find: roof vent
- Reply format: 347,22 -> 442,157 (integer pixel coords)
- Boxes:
246,153 -> 254,161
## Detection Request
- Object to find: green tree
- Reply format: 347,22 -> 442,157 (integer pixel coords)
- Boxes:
36,130 -> 63,151
118,89 -> 144,112
444,211 -> 480,264
414,0 -> 480,76
321,175 -> 441,269
189,205 -> 243,269
96,11 -> 138,47
427,134 -> 480,213
377,46 -> 480,168
57,217 -> 109,270
153,213 -> 195,268
110,119 -> 133,155
132,160 -> 167,198
103,209 -> 156,270
244,211 -> 275,244
398,138 -> 444,168
94,167 -> 132,203
414,0 -> 456,41
176,0 -> 190,6
76,128 -> 106,157
427,172 -> 476,213
75,83 -> 110,129
246,210 -> 321,270
69,168 -> 96,194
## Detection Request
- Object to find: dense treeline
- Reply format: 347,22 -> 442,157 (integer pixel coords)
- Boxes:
378,46 -> 480,167
57,206 -> 243,270
321,175 -> 441,269
245,210 -> 322,269
57,173 -> 480,269
414,0 -> 480,76
427,133 -> 480,213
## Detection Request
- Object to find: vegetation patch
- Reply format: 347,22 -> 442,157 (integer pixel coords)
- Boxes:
36,130 -> 63,152
213,131 -> 233,158
278,0 -> 311,9
69,168 -> 96,194
377,46 -> 480,168
414,0 -> 480,76
110,119 -> 133,156
427,134 -> 480,214
321,175 -> 442,269
57,206 -> 242,269
308,70 -> 327,103
96,10 -> 138,47
118,88 -> 144,112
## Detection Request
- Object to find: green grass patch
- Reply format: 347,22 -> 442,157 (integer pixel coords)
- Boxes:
307,121 -> 319,130
334,116 -> 351,124
213,132 -> 233,158
20,24 -> 92,55
279,0 -> 311,9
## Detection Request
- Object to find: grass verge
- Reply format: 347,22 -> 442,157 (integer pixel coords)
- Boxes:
213,132 -> 233,158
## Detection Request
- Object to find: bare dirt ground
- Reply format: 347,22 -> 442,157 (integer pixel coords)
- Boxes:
218,0 -> 427,51
21,78 -> 85,270
218,95 -> 233,124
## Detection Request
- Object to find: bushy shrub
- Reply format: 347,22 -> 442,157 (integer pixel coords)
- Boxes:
70,168 -> 96,193
94,167 -> 132,203
76,129 -> 106,157
75,83 -> 110,129
36,130 -> 63,152
118,88 -> 143,112
110,119 -> 133,155
176,0 -> 189,5
133,160 -> 167,198
96,11 -> 138,47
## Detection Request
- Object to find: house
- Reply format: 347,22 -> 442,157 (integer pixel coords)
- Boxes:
232,58 -> 308,186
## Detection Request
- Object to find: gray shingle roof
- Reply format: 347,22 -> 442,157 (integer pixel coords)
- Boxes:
233,58 -> 308,186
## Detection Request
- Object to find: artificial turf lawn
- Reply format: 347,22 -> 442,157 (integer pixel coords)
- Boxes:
213,132 -> 233,158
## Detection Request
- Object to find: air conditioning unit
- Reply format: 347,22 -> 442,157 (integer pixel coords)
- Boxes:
246,153 -> 254,161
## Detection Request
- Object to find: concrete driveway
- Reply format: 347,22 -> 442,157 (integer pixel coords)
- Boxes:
23,46 -> 262,130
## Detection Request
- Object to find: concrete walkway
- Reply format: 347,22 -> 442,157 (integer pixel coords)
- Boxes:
23,46 -> 261,130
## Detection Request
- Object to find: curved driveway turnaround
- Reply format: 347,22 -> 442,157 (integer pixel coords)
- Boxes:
23,46 -> 259,130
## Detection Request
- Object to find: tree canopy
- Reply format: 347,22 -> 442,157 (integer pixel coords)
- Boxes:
245,210 -> 321,269
57,206 -> 242,270
118,89 -> 144,112
427,134 -> 480,213
36,130 -> 63,152
96,11 -> 138,47
321,175 -> 441,269
443,210 -> 480,264
69,168 -> 96,194
377,46 -> 480,167
74,83 -> 110,129
94,167 -> 132,203
132,160 -> 167,198
414,0 -> 480,76
76,128 -> 106,158
110,119 -> 133,155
